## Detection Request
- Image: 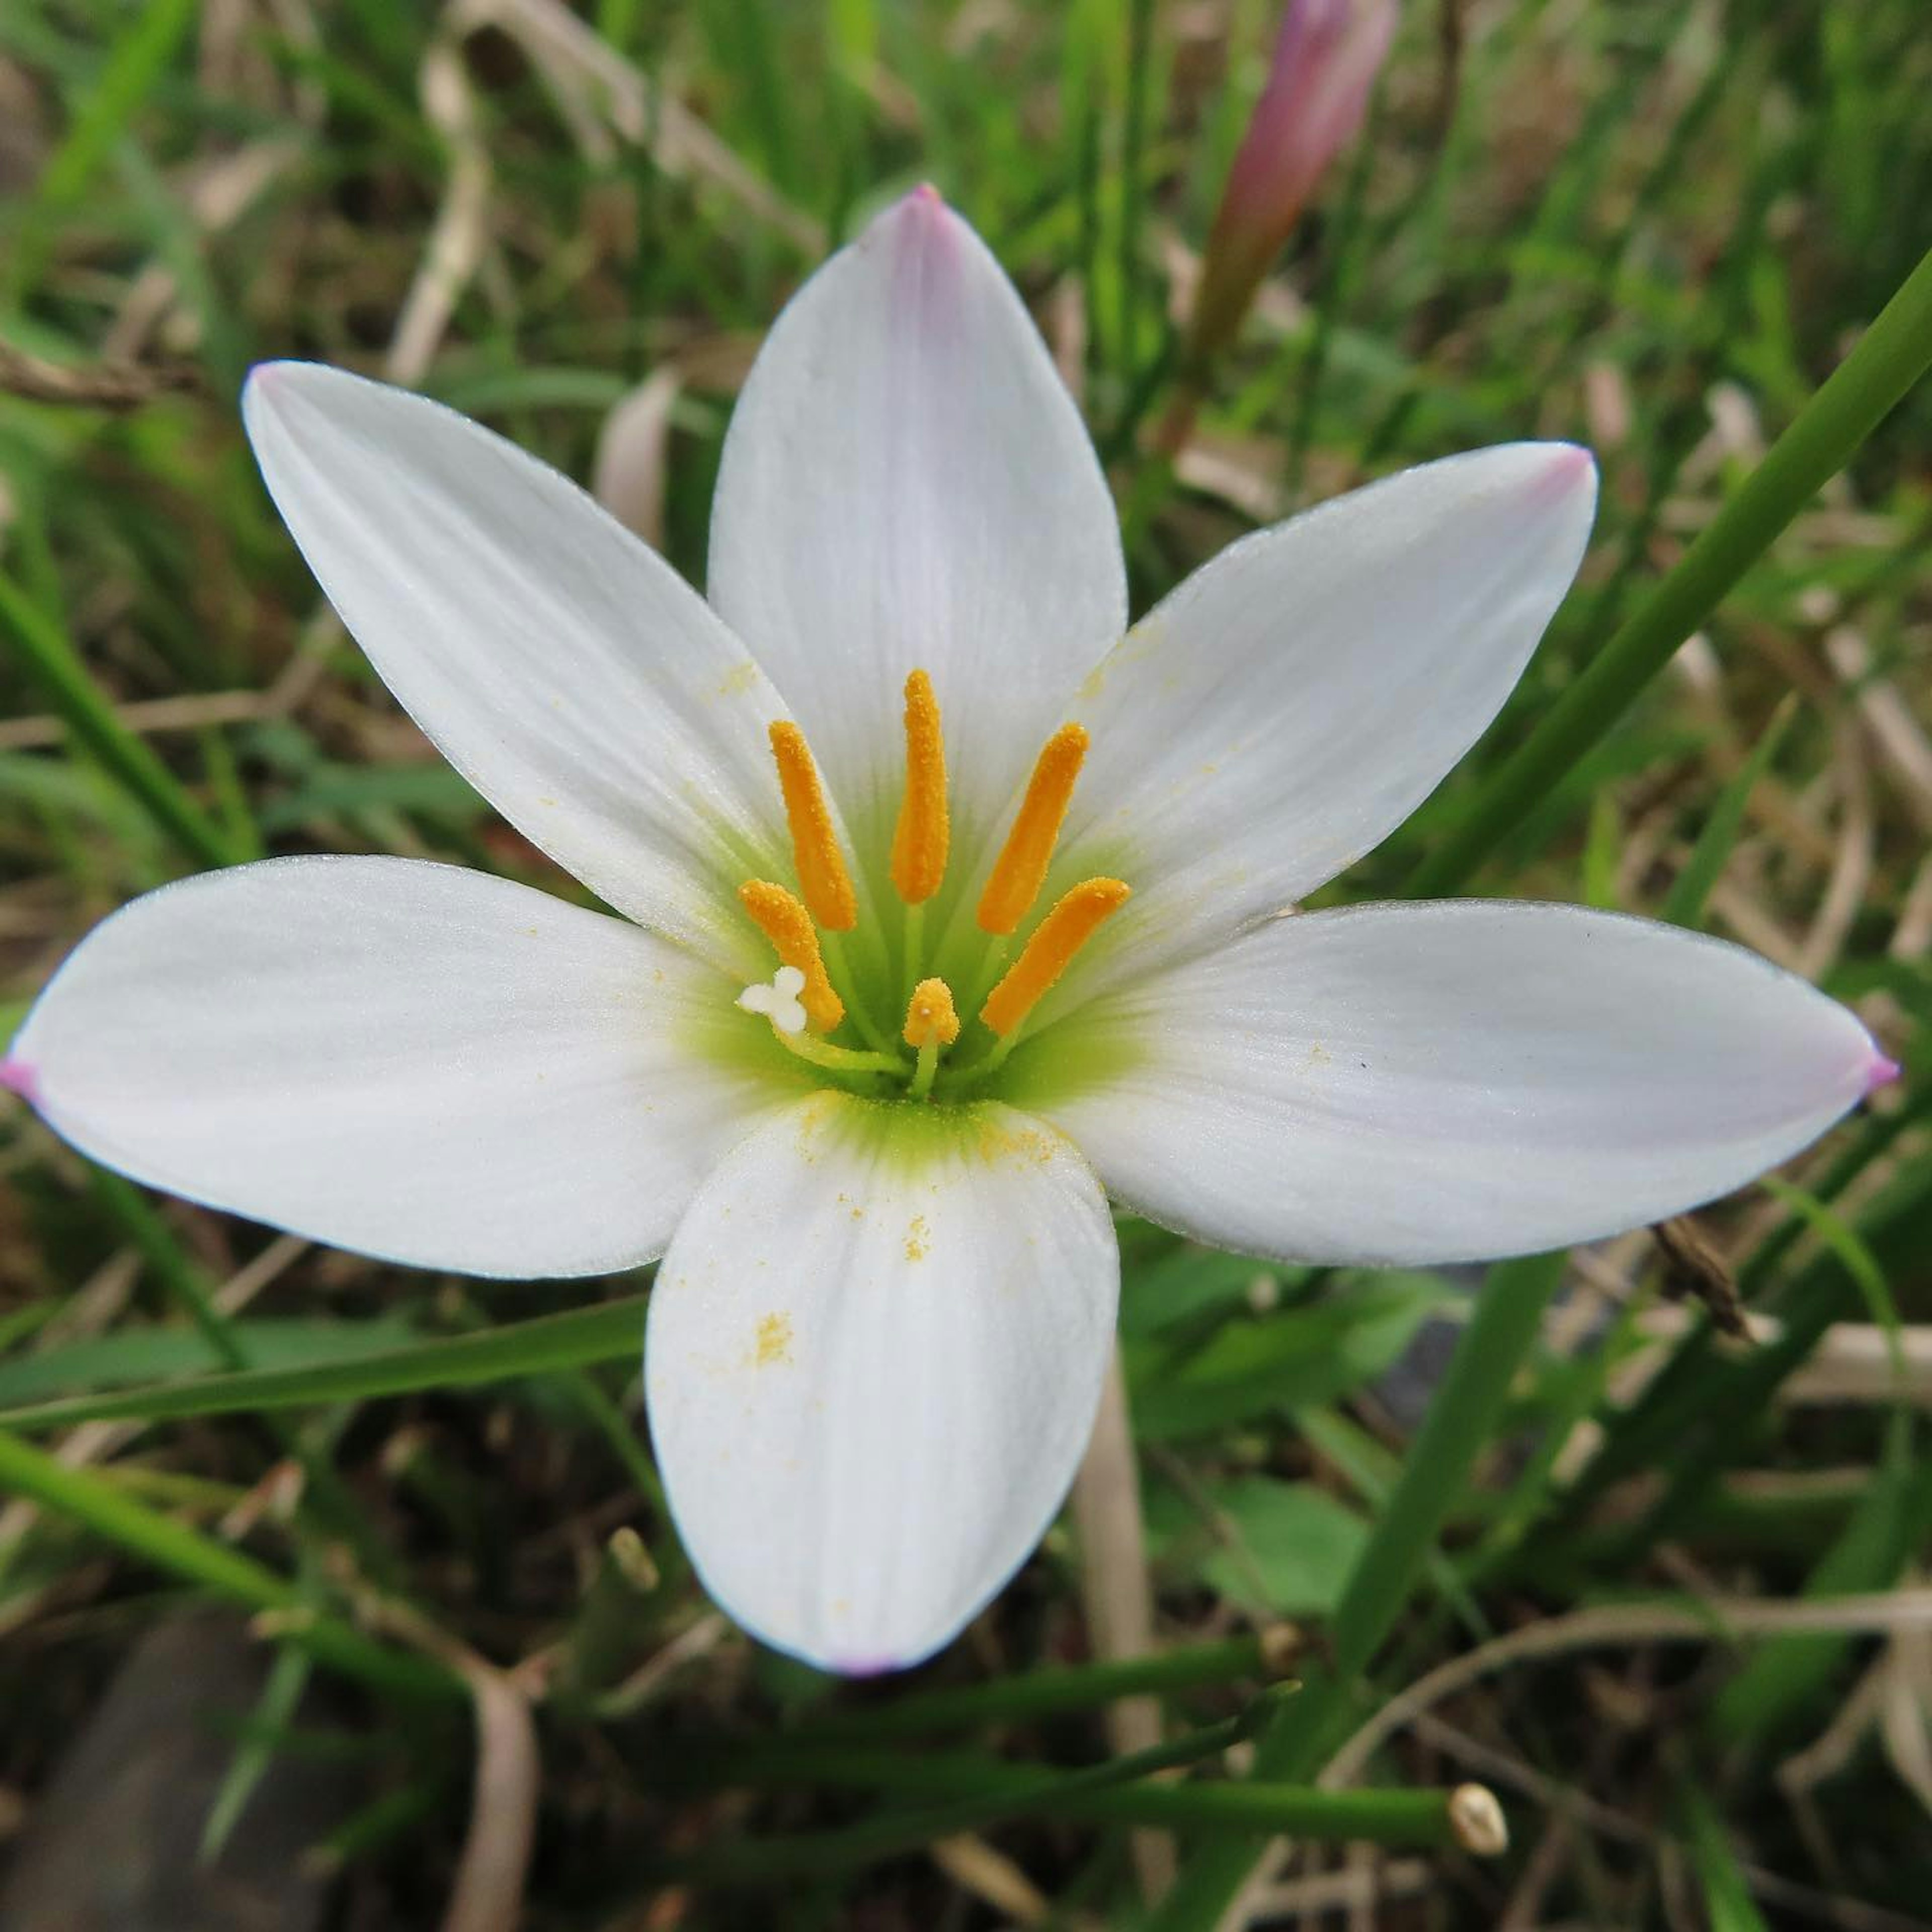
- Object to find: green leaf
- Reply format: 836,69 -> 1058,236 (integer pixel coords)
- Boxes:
1129,1274 -> 1454,1440
1147,1477 -> 1368,1617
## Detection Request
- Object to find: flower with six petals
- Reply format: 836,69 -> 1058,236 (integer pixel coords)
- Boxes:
3,187 -> 1892,1673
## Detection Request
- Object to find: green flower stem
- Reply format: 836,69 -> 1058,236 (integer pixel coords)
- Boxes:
646,1691 -> 1287,1883
0,1426 -> 459,1703
789,1633 -> 1284,1742
1405,240 -> 1932,899
0,571 -> 242,870
664,1741 -> 1465,1845
0,1294 -> 650,1433
1148,1251 -> 1564,1931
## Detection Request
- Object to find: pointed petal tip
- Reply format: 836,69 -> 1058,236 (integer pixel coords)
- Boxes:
1867,1051 -> 1903,1096
242,358 -> 299,407
0,1057 -> 38,1106
875,181 -> 961,257
1532,440 -> 1597,500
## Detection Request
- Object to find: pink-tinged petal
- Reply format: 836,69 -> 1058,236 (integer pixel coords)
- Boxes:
1866,1053 -> 1903,1094
646,1092 -> 1117,1673
1025,444 -> 1597,1010
0,1058 -> 40,1105
244,363 -> 796,976
12,857 -> 797,1277
1017,900 -> 1881,1266
708,189 -> 1127,856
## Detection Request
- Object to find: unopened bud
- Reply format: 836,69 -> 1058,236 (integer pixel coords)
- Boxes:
1189,0 -> 1396,366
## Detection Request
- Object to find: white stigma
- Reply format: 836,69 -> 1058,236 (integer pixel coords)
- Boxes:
737,964 -> 808,1036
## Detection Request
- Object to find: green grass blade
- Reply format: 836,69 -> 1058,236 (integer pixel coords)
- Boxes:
0,1427 -> 457,1702
1406,240 -> 1932,897
0,1295 -> 650,1433
1660,696 -> 1797,929
9,0 -> 201,299
1149,1251 -> 1564,1929
1679,1784 -> 1772,1932
0,572 -> 240,869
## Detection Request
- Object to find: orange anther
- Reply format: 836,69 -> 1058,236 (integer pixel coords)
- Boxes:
976,723 -> 1089,935
980,878 -> 1131,1038
768,721 -> 857,931
889,669 -> 949,905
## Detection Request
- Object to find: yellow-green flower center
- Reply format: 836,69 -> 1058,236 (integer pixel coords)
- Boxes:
735,670 -> 1130,1104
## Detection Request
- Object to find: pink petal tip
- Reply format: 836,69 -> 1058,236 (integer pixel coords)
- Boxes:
0,1057 -> 40,1106
1866,1053 -> 1903,1096
832,1655 -> 902,1680
1532,442 -> 1596,500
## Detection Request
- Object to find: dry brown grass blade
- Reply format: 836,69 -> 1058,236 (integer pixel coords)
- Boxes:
0,690 -> 265,753
448,0 -> 822,253
1798,716 -> 1876,982
1070,1346 -> 1174,1900
930,1833 -> 1052,1925
1323,1590 -> 1932,1791
0,340 -> 201,409
440,1663 -> 541,1932
592,369 -> 683,548
1827,625 -> 1932,836
107,138 -> 304,361
392,31 -> 494,392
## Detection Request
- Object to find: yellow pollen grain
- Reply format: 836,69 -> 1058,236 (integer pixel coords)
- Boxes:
976,722 -> 1089,935
754,1311 -> 793,1366
901,977 -> 961,1049
890,669 -> 949,904
737,880 -> 844,1032
768,721 -> 856,931
980,877 -> 1131,1038
905,1215 -> 930,1262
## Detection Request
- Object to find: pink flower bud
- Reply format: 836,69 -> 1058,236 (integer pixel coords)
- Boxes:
1189,0 -> 1396,364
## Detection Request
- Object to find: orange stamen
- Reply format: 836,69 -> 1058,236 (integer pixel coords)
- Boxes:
980,878 -> 1131,1038
902,978 -> 961,1050
976,723 -> 1089,934
890,669 -> 949,905
737,880 -> 844,1033
768,721 -> 856,931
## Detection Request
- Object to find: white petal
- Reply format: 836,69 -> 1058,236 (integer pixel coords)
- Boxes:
8,857 -> 793,1277
244,363 -> 791,972
1021,901 -> 1887,1266
646,1092 -> 1117,1671
708,189 -> 1127,848
1042,446 -> 1597,1000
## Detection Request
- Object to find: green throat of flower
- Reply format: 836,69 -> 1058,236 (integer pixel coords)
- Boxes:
730,669 -> 1130,1107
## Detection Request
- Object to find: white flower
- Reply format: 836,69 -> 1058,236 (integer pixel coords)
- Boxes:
3,188 -> 1890,1675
